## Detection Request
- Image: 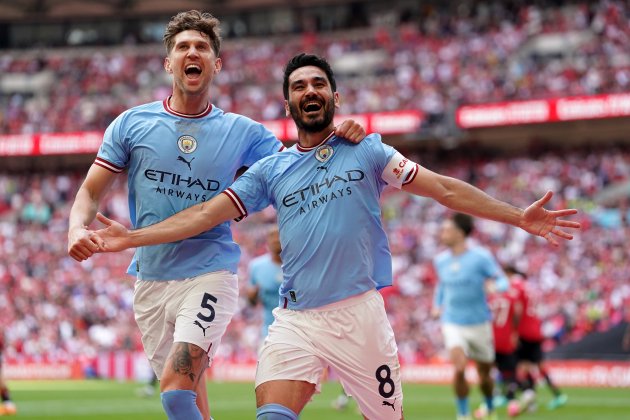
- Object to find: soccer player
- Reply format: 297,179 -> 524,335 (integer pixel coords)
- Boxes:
0,333 -> 17,416
66,11 -> 365,420
511,268 -> 567,412
485,270 -> 523,417
88,53 -> 580,420
247,226 -> 283,343
432,213 -> 507,420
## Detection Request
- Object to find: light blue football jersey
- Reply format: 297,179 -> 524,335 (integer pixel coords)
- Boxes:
95,98 -> 283,280
433,246 -> 507,325
225,133 -> 416,310
248,254 -> 283,338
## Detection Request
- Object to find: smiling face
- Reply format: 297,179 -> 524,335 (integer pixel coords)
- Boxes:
164,29 -> 221,98
285,65 -> 339,133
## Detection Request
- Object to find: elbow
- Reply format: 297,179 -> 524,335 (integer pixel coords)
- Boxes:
437,190 -> 456,207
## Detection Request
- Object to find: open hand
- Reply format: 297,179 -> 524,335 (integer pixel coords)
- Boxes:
520,191 -> 581,247
92,212 -> 132,252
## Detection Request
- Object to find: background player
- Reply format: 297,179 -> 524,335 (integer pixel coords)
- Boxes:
0,332 -> 16,416
483,268 -> 523,418
511,267 -> 568,413
432,213 -> 507,420
246,226 -> 283,344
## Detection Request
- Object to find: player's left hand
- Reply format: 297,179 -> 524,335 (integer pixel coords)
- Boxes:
92,212 -> 133,252
334,119 -> 366,143
519,191 -> 581,247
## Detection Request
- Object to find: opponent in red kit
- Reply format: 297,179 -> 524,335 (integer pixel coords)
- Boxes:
0,332 -> 17,415
510,267 -> 567,413
487,280 -> 522,415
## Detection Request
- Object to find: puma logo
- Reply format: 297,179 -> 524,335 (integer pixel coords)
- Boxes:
194,320 -> 210,336
316,165 -> 328,172
382,398 -> 396,411
177,156 -> 195,170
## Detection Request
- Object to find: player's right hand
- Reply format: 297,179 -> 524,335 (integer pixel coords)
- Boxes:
68,226 -> 102,262
92,212 -> 132,253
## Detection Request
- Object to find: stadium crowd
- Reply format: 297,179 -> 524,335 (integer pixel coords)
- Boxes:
1,146 -> 629,365
1,0 -> 629,135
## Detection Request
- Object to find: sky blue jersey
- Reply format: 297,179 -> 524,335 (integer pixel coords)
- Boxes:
224,133 -> 419,310
433,245 -> 507,325
95,98 -> 284,280
248,254 -> 283,338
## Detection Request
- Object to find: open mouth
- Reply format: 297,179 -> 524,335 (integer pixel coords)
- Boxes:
185,64 -> 202,78
302,101 -> 322,114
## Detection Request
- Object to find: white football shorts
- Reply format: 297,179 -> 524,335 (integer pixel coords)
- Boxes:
256,289 -> 404,419
441,322 -> 495,363
133,270 -> 239,378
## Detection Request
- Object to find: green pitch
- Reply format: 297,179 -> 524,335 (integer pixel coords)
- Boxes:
7,380 -> 629,419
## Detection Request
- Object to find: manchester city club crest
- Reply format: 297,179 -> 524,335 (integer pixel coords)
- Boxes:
177,135 -> 198,154
315,144 -> 334,162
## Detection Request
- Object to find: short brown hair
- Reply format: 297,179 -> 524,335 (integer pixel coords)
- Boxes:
452,213 -> 474,237
163,10 -> 222,56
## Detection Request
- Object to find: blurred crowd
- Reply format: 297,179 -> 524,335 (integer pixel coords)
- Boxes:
1,0 -> 629,135
1,145 -> 628,364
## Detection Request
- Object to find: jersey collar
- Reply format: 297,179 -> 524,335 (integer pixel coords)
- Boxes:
295,131 -> 335,153
163,96 -> 212,118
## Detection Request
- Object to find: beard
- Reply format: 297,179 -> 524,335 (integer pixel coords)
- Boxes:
288,97 -> 335,133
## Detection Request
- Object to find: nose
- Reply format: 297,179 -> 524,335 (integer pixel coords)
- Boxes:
187,46 -> 200,57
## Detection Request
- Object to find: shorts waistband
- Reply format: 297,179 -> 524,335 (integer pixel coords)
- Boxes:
306,289 -> 378,313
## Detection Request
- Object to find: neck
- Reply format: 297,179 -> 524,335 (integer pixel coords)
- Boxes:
168,93 -> 209,115
450,241 -> 467,255
297,126 -> 335,149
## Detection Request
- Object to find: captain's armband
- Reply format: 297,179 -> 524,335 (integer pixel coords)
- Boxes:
381,152 -> 419,189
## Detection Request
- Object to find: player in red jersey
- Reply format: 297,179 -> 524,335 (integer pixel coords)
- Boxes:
0,333 -> 17,416
510,267 -> 567,412
487,281 -> 522,416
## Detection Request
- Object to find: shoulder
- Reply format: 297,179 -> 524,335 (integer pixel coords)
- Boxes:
113,101 -> 163,123
434,249 -> 451,265
249,254 -> 270,269
468,245 -> 495,260
221,110 -> 265,128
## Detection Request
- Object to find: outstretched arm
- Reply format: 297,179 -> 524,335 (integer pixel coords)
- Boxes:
402,167 -> 580,246
93,193 -> 241,254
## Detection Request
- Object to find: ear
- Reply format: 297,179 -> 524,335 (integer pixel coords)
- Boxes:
284,100 -> 290,117
333,92 -> 340,109
214,57 -> 223,74
164,57 -> 172,74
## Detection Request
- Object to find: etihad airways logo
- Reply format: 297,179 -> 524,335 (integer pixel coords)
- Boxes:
145,169 -> 220,191
282,169 -> 364,207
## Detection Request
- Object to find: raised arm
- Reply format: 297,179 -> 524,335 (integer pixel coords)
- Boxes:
93,192 -> 241,254
68,164 -> 118,261
402,166 -> 580,246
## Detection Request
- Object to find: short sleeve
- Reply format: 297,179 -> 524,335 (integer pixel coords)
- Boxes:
95,114 -> 130,173
223,160 -> 272,221
242,122 -> 285,167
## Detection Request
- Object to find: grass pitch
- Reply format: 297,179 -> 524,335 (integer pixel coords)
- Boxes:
7,379 -> 629,419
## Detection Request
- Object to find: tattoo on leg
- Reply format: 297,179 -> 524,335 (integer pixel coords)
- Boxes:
171,343 -> 207,384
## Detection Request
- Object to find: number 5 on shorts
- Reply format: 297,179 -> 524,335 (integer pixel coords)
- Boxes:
197,292 -> 217,323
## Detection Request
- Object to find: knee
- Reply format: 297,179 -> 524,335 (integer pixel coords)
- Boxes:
256,403 -> 298,420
